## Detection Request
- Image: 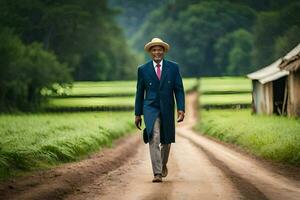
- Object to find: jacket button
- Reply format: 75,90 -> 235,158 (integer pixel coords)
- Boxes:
149,82 -> 152,85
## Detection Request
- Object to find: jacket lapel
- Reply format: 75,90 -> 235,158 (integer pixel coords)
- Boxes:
159,60 -> 169,88
147,61 -> 160,83
146,60 -> 169,86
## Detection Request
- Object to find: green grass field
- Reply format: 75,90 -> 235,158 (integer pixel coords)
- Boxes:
199,77 -> 251,94
195,109 -> 300,165
45,78 -> 198,111
199,77 -> 252,108
0,112 -> 136,179
200,93 -> 251,105
49,78 -> 198,98
46,97 -> 134,109
55,81 -> 137,97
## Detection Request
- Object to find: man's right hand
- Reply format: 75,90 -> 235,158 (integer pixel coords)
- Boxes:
135,116 -> 142,130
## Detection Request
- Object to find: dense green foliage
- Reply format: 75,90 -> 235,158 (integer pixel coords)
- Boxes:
196,109 -> 300,165
0,111 -> 135,179
214,29 -> 253,75
117,0 -> 299,76
109,0 -> 168,37
3,0 -> 299,111
0,29 -> 71,111
0,0 -> 137,81
0,0 -> 139,111
253,2 -> 300,66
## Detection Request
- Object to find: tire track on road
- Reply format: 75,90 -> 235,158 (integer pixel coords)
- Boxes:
178,91 -> 300,200
179,133 -> 268,200
0,133 -> 141,200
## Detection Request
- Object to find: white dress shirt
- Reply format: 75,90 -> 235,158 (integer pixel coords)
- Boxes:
153,60 -> 163,74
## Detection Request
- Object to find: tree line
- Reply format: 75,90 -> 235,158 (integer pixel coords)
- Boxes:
0,0 -> 138,111
115,0 -> 300,77
1,0 -> 299,111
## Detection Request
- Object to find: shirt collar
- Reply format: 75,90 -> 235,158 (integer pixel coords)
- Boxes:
153,60 -> 163,68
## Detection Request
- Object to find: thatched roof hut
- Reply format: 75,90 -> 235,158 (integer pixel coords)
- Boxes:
247,59 -> 289,115
279,43 -> 300,117
247,43 -> 300,117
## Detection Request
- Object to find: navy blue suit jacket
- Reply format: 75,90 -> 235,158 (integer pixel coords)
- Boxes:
134,59 -> 185,143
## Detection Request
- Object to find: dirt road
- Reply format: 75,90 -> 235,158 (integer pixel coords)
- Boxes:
1,92 -> 300,200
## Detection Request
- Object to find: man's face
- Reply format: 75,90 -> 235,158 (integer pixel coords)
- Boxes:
150,46 -> 165,63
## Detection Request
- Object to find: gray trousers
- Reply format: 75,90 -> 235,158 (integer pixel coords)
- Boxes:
149,117 -> 171,175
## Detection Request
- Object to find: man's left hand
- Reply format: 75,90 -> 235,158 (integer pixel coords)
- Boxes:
177,110 -> 185,122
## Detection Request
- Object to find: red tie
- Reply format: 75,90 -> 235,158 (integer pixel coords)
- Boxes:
156,63 -> 161,80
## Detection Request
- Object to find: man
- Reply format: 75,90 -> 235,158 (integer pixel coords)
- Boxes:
134,38 -> 185,183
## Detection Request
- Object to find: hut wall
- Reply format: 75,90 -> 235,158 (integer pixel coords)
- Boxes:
288,71 -> 300,117
264,82 -> 273,115
252,80 -> 273,115
252,80 -> 264,114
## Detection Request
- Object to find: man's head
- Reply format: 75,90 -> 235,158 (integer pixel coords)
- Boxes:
150,45 -> 165,63
144,38 -> 169,63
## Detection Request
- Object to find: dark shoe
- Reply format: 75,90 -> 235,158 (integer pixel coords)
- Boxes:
152,174 -> 162,182
162,165 -> 168,177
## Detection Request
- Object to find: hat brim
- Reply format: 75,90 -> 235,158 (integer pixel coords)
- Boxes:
144,41 -> 169,52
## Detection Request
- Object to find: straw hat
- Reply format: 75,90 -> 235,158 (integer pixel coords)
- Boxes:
144,38 -> 170,52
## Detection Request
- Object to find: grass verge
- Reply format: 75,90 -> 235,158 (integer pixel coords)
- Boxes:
195,109 -> 300,166
0,112 -> 135,179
